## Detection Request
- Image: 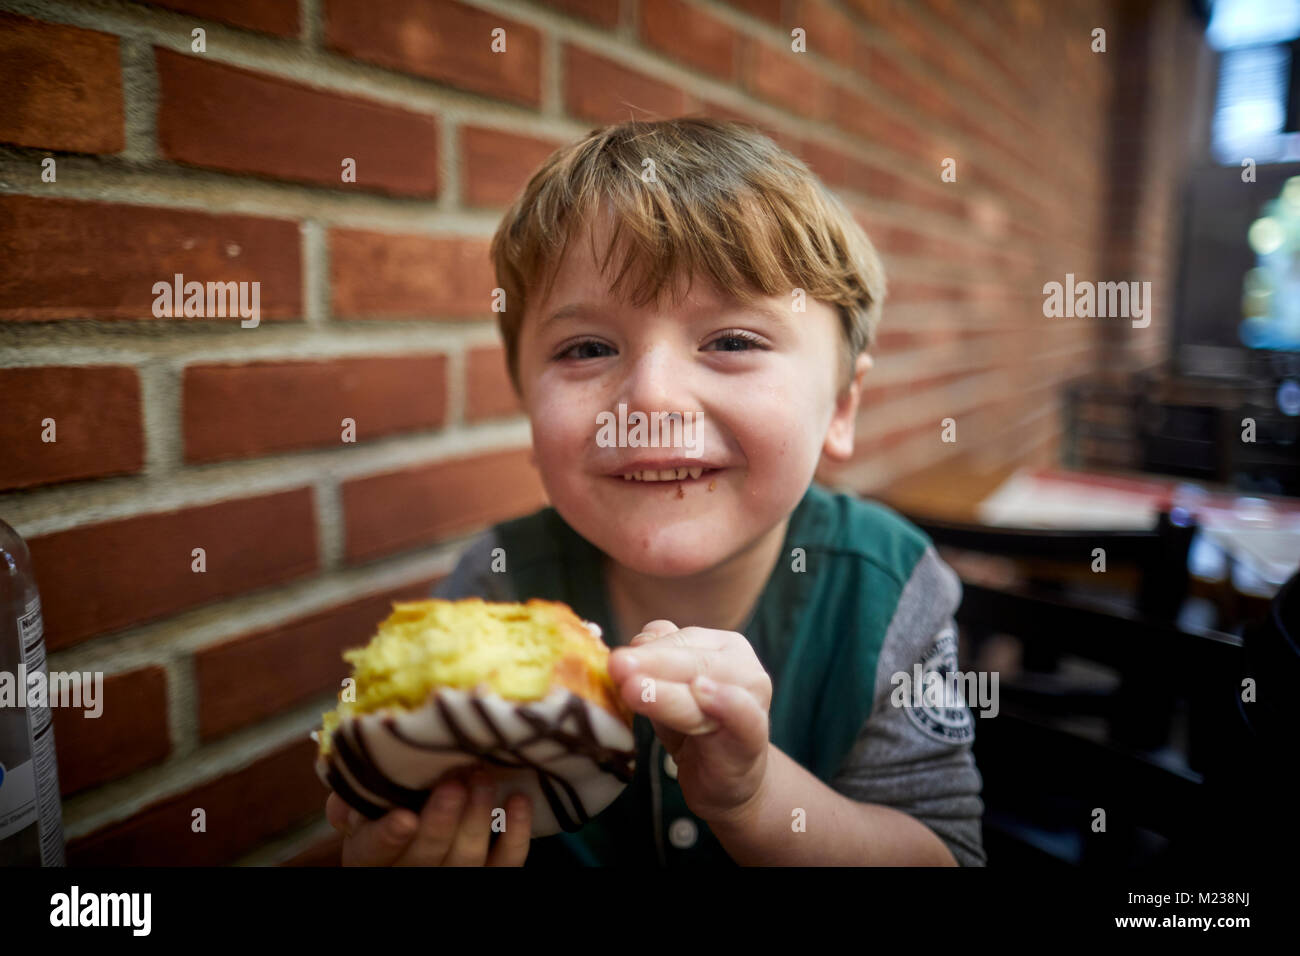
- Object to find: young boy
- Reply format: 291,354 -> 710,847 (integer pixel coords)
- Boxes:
326,117 -> 985,866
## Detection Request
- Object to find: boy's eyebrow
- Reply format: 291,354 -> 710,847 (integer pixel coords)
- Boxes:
541,302 -> 603,329
542,300 -> 792,329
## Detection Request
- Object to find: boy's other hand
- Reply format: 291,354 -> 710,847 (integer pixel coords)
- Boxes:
608,620 -> 773,828
325,769 -> 532,866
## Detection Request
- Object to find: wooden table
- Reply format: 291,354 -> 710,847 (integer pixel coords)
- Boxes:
877,457 -> 1300,611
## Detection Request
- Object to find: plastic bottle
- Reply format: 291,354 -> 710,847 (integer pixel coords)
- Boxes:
0,517 -> 66,866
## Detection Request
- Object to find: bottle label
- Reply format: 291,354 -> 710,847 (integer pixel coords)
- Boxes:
0,597 -> 65,864
19,598 -> 42,651
0,756 -> 38,841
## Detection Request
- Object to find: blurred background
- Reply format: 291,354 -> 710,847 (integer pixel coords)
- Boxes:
0,0 -> 1295,867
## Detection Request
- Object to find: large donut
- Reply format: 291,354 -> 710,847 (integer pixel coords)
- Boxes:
315,599 -> 636,837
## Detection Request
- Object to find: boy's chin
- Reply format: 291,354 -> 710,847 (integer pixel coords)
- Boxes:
603,544 -> 727,578
585,523 -> 737,578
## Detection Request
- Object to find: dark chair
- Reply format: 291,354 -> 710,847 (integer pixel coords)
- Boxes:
903,512 -> 1196,752
1230,399 -> 1300,496
1063,379 -> 1140,471
964,582 -> 1251,868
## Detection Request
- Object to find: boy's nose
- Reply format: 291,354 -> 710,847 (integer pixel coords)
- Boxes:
618,344 -> 690,413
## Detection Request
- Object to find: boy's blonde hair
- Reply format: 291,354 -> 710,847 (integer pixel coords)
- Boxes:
489,117 -> 886,397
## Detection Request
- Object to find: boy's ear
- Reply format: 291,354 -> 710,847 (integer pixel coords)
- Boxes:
822,351 -> 873,462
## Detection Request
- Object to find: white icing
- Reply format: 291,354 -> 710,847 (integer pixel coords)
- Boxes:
317,686 -> 635,838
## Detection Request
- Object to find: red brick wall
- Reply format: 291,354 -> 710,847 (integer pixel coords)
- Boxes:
0,0 -> 1199,864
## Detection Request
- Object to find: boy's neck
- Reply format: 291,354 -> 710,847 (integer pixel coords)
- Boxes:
601,514 -> 791,645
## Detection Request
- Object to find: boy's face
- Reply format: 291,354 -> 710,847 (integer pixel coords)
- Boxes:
515,210 -> 867,578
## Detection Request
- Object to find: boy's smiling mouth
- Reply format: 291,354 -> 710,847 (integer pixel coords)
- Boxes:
605,459 -> 727,483
618,466 -> 724,482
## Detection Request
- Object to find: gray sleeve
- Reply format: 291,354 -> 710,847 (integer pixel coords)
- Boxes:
430,529 -> 518,601
828,546 -> 987,866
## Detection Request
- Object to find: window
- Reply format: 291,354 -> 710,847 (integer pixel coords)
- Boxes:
1209,0 -> 1300,163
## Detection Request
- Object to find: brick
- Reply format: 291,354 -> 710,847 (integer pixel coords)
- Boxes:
720,0 -> 784,25
889,281 -> 970,304
798,139 -> 879,194
874,327 -> 1000,353
536,0 -> 620,28
862,45 -> 954,123
640,0 -> 740,82
834,85 -> 935,163
329,230 -> 496,319
0,196 -> 301,321
182,355 -> 448,462
862,367 -> 994,405
53,667 -> 170,795
563,45 -> 690,123
156,50 -> 440,196
0,366 -> 143,490
67,737 -> 322,865
744,40 -> 834,120
694,101 -> 802,155
859,166 -> 967,221
324,0 -> 542,107
794,0 -> 865,71
853,420 -> 935,458
145,0 -> 298,36
461,126 -> 562,208
195,577 -> 440,740
465,345 -> 523,422
0,13 -> 124,154
342,447 -> 547,563
28,488 -> 319,650
806,145 -> 966,222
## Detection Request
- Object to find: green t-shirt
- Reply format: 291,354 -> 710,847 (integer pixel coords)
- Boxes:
431,480 -> 986,866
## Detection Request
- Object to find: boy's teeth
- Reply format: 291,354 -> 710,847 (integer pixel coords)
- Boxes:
624,467 -> 711,482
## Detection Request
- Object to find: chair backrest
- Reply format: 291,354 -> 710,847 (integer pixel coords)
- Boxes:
1240,568 -> 1300,743
1230,401 -> 1300,495
961,582 -> 1247,867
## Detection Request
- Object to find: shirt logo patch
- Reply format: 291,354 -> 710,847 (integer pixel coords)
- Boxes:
903,629 -> 975,744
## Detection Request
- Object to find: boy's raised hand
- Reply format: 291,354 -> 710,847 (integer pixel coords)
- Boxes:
324,769 -> 532,866
608,620 -> 773,828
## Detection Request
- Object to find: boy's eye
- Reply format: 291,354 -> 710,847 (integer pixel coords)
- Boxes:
704,330 -> 767,352
554,338 -> 614,361
552,330 -> 768,361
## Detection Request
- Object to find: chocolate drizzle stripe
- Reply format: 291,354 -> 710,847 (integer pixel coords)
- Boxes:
322,760 -> 388,821
469,697 -> 588,831
333,721 -> 427,815
371,691 -> 634,834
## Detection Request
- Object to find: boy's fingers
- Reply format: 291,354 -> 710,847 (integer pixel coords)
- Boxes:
650,719 -> 686,759
340,809 -> 419,866
617,673 -> 719,735
609,644 -> 755,691
628,622 -> 731,651
691,676 -> 769,759
486,794 -> 533,866
395,781 -> 468,866
325,791 -> 350,832
441,772 -> 497,866
628,619 -> 678,646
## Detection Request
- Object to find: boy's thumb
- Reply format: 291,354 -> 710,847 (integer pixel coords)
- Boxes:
690,676 -> 766,752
